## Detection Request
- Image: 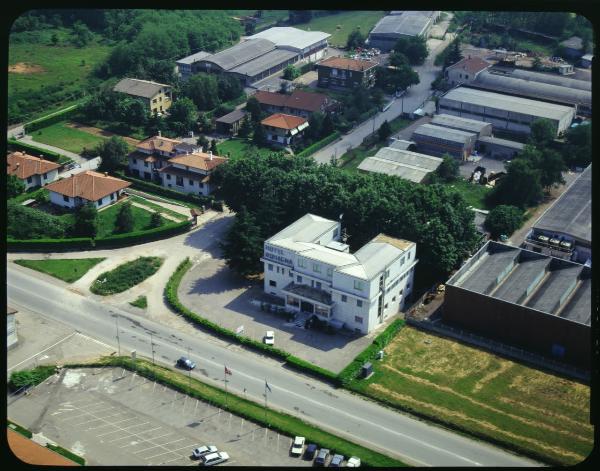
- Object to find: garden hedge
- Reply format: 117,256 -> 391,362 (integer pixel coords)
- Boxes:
24,105 -> 82,133
7,237 -> 94,251
296,131 -> 341,158
7,139 -> 68,163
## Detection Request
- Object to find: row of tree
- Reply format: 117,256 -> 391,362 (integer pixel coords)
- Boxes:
214,153 -> 480,284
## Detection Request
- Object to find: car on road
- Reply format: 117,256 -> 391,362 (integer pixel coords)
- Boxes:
330,454 -> 344,467
315,448 -> 330,466
263,331 -> 275,345
200,451 -> 229,466
304,444 -> 317,460
192,445 -> 218,459
291,436 -> 305,456
346,456 -> 361,467
176,356 -> 196,370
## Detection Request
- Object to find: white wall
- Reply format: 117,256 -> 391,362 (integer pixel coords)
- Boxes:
49,190 -> 77,209
7,313 -> 18,350
159,172 -> 211,196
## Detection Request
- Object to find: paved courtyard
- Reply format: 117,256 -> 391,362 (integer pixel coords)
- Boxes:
8,367 -> 312,467
179,256 -> 379,374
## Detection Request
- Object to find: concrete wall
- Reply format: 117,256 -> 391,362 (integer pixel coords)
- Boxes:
7,313 -> 18,350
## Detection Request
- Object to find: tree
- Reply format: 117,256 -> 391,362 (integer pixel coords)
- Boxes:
378,120 -> 392,141
196,134 -> 210,150
307,111 -> 325,140
252,122 -> 266,146
50,32 -> 59,46
484,205 -> 524,239
97,136 -> 129,173
71,21 -> 93,47
443,37 -> 463,68
562,123 -> 591,168
288,10 -> 312,24
529,118 -> 555,148
115,201 -> 134,233
245,21 -> 256,36
217,74 -> 243,101
532,56 -> 543,70
346,29 -> 365,50
375,65 -> 419,94
489,159 -> 543,208
237,117 -> 253,138
435,155 -> 459,182
149,212 -> 163,228
519,144 -> 565,190
167,97 -> 198,136
125,99 -> 148,127
279,80 -> 291,94
183,73 -> 220,110
246,97 -> 263,123
210,139 -> 219,155
220,207 -> 263,276
321,113 -> 335,137
73,203 -> 98,238
389,51 -> 409,67
282,64 -> 300,80
393,36 -> 428,65
7,174 -> 25,198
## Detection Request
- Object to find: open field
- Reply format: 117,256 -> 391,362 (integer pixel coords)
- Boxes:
96,201 -> 168,238
217,138 -> 281,159
13,258 -> 105,283
30,120 -> 108,154
351,326 -> 592,465
295,11 -> 386,47
447,178 -> 492,210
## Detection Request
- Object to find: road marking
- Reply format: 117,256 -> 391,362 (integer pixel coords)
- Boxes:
145,443 -> 194,460
8,332 -> 77,371
74,331 -> 114,350
132,433 -> 175,453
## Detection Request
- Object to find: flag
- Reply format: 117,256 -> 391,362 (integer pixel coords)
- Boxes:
224,366 -> 232,376
265,381 -> 272,393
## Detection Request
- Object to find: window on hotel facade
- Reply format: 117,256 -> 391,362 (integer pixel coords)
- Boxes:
268,264 -> 273,271
287,296 -> 299,307
189,179 -> 194,185
355,316 -> 363,324
297,275 -> 302,283
315,305 -> 329,317
354,280 -> 363,291
269,280 -> 276,287
298,258 -> 306,268
63,195 -> 69,202
313,263 -> 321,273
27,176 -> 32,183
341,295 -> 347,302
289,271 -> 293,277
315,281 -> 322,289
144,162 -> 148,168
133,158 -> 137,164
166,174 -> 171,180
356,299 -> 363,307
327,267 -> 333,276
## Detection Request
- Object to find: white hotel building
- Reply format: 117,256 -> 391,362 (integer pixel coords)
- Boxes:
261,214 -> 417,334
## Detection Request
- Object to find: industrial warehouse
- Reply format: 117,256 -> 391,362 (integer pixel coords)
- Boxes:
438,87 -> 576,137
367,11 -> 439,51
444,241 -> 591,370
357,147 -> 442,183
430,113 -> 493,138
522,164 -> 592,265
176,27 -> 330,85
411,123 -> 477,160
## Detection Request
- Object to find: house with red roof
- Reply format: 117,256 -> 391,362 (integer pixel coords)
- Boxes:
261,113 -> 309,148
156,151 -> 228,196
7,151 -> 60,190
253,89 -> 334,119
444,56 -> 491,86
45,171 -> 130,210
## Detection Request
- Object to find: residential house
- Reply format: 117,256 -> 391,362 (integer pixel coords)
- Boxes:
444,56 -> 491,86
46,171 -> 130,209
7,151 -> 60,190
253,89 -> 334,119
113,78 -> 173,115
156,151 -> 228,196
262,214 -> 417,334
261,113 -> 309,147
215,109 -> 248,136
128,134 -> 197,180
316,57 -> 378,89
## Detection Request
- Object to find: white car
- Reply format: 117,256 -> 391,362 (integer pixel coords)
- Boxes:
192,445 -> 218,459
264,331 -> 275,345
201,451 -> 229,466
291,436 -> 305,456
347,456 -> 361,467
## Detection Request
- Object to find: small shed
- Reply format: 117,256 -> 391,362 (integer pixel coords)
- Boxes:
580,54 -> 593,68
215,109 -> 248,136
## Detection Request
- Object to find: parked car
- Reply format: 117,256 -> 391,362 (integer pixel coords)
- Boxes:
200,451 -> 229,466
264,331 -> 275,345
330,454 -> 344,467
304,444 -> 318,460
291,436 -> 305,456
192,446 -> 218,459
176,356 -> 196,370
346,456 -> 361,467
315,448 -> 330,466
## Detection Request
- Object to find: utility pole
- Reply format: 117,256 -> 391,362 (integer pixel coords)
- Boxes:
187,347 -> 192,391
264,380 -> 268,424
115,316 -> 121,356
150,333 -> 155,365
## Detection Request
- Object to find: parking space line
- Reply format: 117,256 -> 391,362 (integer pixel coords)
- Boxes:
121,421 -> 150,431
145,443 -> 195,460
134,426 -> 162,437
58,406 -> 115,422
132,433 -> 175,453
158,452 -> 194,465
106,433 -> 135,443
84,411 -> 126,427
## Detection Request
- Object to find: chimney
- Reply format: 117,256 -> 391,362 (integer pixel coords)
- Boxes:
208,151 -> 213,161
158,130 -> 161,137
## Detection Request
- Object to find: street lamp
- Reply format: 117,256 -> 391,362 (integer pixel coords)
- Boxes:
115,316 -> 121,356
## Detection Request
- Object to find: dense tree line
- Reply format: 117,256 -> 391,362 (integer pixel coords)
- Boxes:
213,154 -> 480,283
392,36 -> 428,66
182,73 -> 244,111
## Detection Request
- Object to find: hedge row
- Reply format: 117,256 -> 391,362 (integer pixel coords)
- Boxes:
24,105 -> 82,133
46,443 -> 86,466
7,220 -> 192,252
7,420 -> 33,439
296,131 -> 342,158
7,139 -> 68,163
164,258 -> 339,382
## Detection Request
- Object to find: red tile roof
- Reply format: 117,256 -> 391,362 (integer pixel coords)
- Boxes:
168,152 -> 228,172
254,90 -> 329,113
7,152 -> 60,179
45,171 -> 130,202
261,113 -> 308,130
136,135 -> 182,153
318,56 -> 378,72
254,90 -> 288,108
447,56 -> 491,75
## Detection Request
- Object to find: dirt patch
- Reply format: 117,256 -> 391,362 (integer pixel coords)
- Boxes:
9,62 -> 46,74
66,122 -> 141,147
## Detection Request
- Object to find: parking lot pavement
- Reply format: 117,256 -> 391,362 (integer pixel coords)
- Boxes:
178,256 -> 376,373
8,367 -> 313,467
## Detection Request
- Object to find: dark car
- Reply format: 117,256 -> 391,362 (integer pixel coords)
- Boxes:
176,356 -> 196,370
315,448 -> 330,466
304,444 -> 318,460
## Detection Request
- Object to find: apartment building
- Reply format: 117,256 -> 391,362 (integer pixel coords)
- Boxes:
113,78 -> 173,115
262,214 -> 417,334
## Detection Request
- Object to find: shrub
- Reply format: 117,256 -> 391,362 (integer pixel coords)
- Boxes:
93,221 -> 191,248
7,139 -> 66,163
91,256 -> 164,295
7,238 -> 94,251
9,365 -> 57,391
7,201 -> 69,239
24,105 -> 82,133
149,211 -> 163,228
296,131 -> 341,158
46,444 -> 86,466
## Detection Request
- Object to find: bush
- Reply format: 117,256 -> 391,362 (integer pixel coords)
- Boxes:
91,256 -> 164,295
296,131 -> 341,158
484,205 -> 524,239
93,220 -> 191,248
46,443 -> 86,466
9,365 -> 57,391
7,237 -> 94,251
7,201 -> 69,239
24,105 -> 82,133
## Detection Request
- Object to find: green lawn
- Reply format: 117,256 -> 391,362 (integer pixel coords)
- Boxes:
295,11 -> 386,47
96,201 -> 168,238
351,326 -> 592,465
13,258 -> 105,283
31,120 -> 107,154
447,178 -> 492,210
129,196 -> 188,221
216,138 -> 282,159
130,295 -> 148,309
10,187 -> 48,204
91,257 -> 164,295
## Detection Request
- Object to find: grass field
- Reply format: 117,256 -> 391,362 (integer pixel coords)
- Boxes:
91,257 -> 164,295
129,196 -> 188,221
97,201 -> 168,238
13,258 -> 105,283
295,11 -> 386,47
216,138 -> 281,159
447,178 -> 492,210
31,120 -> 107,154
351,326 -> 592,465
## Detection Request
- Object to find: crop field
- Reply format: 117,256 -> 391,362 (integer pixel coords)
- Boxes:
295,11 -> 386,47
351,326 -> 592,466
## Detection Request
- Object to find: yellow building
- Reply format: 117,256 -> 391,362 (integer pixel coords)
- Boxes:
113,78 -> 172,115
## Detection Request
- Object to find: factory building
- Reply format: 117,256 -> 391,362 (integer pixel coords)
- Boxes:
445,241 -> 591,369
438,87 -> 575,137
475,135 -> 524,159
357,147 -> 442,183
411,123 -> 477,160
430,114 -> 493,138
367,11 -> 438,51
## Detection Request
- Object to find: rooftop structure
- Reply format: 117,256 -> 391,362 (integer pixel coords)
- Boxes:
491,66 -> 591,91
229,48 -> 298,78
317,56 -> 378,72
446,56 -> 491,76
357,147 -> 442,183
560,36 -> 583,50
202,38 -> 276,71
7,151 -> 60,180
387,139 -> 416,150
261,113 -> 308,130
370,13 -> 432,38
247,27 -> 330,52
45,171 -> 130,202
413,123 -> 477,144
254,89 -> 330,113
431,114 -> 493,136
167,152 -> 228,172
113,78 -> 170,99
136,135 -> 182,154
176,51 -> 212,65
215,108 -> 247,124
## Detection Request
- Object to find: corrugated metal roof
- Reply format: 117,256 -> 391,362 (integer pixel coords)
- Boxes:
267,213 -> 338,245
370,14 -> 431,37
229,48 -> 298,78
201,38 -> 276,71
412,123 -> 477,144
176,51 -> 212,65
431,114 -> 492,134
494,67 -> 591,91
215,109 -> 247,124
441,87 -> 576,121
477,136 -> 525,150
113,78 -> 169,99
247,27 -> 330,51
358,147 -> 442,182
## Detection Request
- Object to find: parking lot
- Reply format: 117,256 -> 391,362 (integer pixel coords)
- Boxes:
178,256 -> 376,373
8,367 -> 313,467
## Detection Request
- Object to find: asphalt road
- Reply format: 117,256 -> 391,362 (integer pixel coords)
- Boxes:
7,266 -> 539,467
